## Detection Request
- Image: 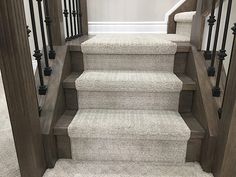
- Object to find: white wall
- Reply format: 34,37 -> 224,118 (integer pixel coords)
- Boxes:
23,0 -> 48,71
202,0 -> 236,73
87,0 -> 182,34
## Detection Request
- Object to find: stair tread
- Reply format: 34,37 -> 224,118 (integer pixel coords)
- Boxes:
82,34 -> 177,55
67,35 -> 191,52
54,111 -> 204,140
68,109 -> 190,141
43,160 -> 213,177
63,72 -> 196,91
75,71 -> 183,92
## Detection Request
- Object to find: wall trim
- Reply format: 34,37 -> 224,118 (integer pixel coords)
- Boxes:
88,0 -> 187,34
88,21 -> 167,34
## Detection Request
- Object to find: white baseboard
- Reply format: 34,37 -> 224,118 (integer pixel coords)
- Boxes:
88,21 -> 168,34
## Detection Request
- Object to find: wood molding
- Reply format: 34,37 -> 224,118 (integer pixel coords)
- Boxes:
81,0 -> 88,35
0,0 -> 46,176
213,38 -> 236,177
40,46 -> 70,167
48,0 -> 65,45
186,46 -> 219,172
167,0 -> 197,34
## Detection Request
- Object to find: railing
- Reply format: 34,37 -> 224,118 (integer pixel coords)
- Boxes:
62,0 -> 83,41
203,0 -> 233,97
27,0 -> 56,95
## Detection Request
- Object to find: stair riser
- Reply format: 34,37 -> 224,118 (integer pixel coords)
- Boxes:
84,54 -> 174,71
71,137 -> 187,164
78,91 -> 180,110
176,22 -> 192,38
70,51 -> 189,74
64,88 -> 193,113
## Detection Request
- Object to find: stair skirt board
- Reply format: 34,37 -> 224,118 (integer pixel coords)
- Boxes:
83,54 -> 175,71
43,160 -> 213,177
78,91 -> 180,110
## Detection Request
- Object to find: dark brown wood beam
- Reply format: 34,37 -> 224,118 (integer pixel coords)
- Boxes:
0,0 -> 46,176
81,0 -> 88,35
48,0 -> 65,45
186,46 -> 219,172
213,35 -> 236,177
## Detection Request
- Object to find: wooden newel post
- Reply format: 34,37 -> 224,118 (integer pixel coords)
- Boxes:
0,0 -> 46,177
48,0 -> 66,45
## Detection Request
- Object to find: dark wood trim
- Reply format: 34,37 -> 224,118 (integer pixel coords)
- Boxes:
167,0 -> 197,34
81,0 -> 88,35
40,46 -> 70,167
186,46 -> 219,172
213,37 -> 236,177
0,0 -> 46,176
48,0 -> 65,45
190,0 -> 221,50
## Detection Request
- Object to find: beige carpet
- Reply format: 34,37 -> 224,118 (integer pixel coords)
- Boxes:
0,72 -> 20,177
43,160 -> 213,177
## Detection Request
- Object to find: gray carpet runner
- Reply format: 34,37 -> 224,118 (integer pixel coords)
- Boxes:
44,12 -> 213,177
69,34 -> 190,163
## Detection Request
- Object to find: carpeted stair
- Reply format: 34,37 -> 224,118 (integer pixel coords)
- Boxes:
68,35 -> 190,164
44,11 -> 213,177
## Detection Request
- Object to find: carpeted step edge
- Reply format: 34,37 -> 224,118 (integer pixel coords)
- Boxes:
68,109 -> 191,141
75,71 -> 183,93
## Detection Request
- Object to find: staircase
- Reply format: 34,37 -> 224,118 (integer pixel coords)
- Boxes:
44,12 -> 213,177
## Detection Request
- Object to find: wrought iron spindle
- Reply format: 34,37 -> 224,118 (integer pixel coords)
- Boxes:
43,0 -> 56,59
68,0 -> 74,37
207,0 -> 224,76
77,0 -> 83,35
218,23 -> 236,118
213,0 -> 233,97
204,0 -> 216,60
63,0 -> 70,39
72,0 -> 77,36
28,0 -> 47,95
36,0 -> 52,76
27,26 -> 31,37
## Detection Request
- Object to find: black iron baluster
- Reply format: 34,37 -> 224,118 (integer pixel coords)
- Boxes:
36,0 -> 52,76
43,0 -> 56,59
219,23 -> 236,118
63,0 -> 70,39
27,26 -> 31,37
212,0 -> 233,97
72,0 -> 77,36
68,0 -> 74,37
28,0 -> 47,95
204,0 -> 216,60
76,0 -> 83,35
207,0 -> 224,76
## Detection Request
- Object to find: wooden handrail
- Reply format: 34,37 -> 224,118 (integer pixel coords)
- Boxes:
0,0 -> 46,176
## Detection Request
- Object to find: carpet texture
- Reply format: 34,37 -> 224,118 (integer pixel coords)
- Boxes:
81,35 -> 177,55
0,72 -> 20,177
69,110 -> 190,163
175,11 -> 196,38
43,160 -> 213,177
64,22 -> 210,175
70,34 -> 189,165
